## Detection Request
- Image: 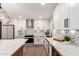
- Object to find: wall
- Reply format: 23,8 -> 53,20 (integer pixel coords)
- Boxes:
53,3 -> 69,29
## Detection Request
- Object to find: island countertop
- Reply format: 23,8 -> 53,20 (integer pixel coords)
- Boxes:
44,37 -> 79,56
0,39 -> 27,56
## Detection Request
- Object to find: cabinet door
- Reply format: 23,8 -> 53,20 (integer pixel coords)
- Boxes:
53,3 -> 69,29
34,36 -> 39,44
34,36 -> 44,45
2,26 -> 7,39
44,39 -> 49,55
7,26 -> 14,39
39,36 -> 44,44
70,3 -> 79,29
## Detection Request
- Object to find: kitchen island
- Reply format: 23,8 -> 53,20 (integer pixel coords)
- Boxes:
0,39 -> 27,56
44,37 -> 79,56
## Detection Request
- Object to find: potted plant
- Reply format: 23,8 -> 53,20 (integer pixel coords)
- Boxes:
64,35 -> 71,44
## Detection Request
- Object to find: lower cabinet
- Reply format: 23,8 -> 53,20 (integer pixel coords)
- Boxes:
34,36 -> 45,45
13,46 -> 23,56
34,36 -> 61,56
44,39 -> 49,55
34,36 -> 49,55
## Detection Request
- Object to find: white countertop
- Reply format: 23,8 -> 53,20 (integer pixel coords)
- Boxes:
44,37 -> 79,56
0,39 -> 27,56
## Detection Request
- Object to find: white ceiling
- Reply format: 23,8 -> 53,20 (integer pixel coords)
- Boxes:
1,3 -> 57,19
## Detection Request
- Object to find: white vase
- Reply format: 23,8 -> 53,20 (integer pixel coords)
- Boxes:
64,41 -> 70,45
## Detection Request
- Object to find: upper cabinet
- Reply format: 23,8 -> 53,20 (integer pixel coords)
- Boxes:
53,3 -> 69,30
53,3 -> 79,30
70,3 -> 79,29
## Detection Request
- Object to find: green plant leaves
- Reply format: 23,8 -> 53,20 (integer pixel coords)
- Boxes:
64,35 -> 71,41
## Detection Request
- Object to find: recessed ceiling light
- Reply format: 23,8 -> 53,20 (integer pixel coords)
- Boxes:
41,3 -> 46,6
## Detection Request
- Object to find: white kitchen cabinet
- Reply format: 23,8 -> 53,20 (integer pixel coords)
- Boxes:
70,3 -> 79,29
44,39 -> 49,55
34,36 -> 39,44
34,35 -> 49,55
39,36 -> 45,44
53,3 -> 69,30
53,3 -> 79,30
34,36 -> 45,45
